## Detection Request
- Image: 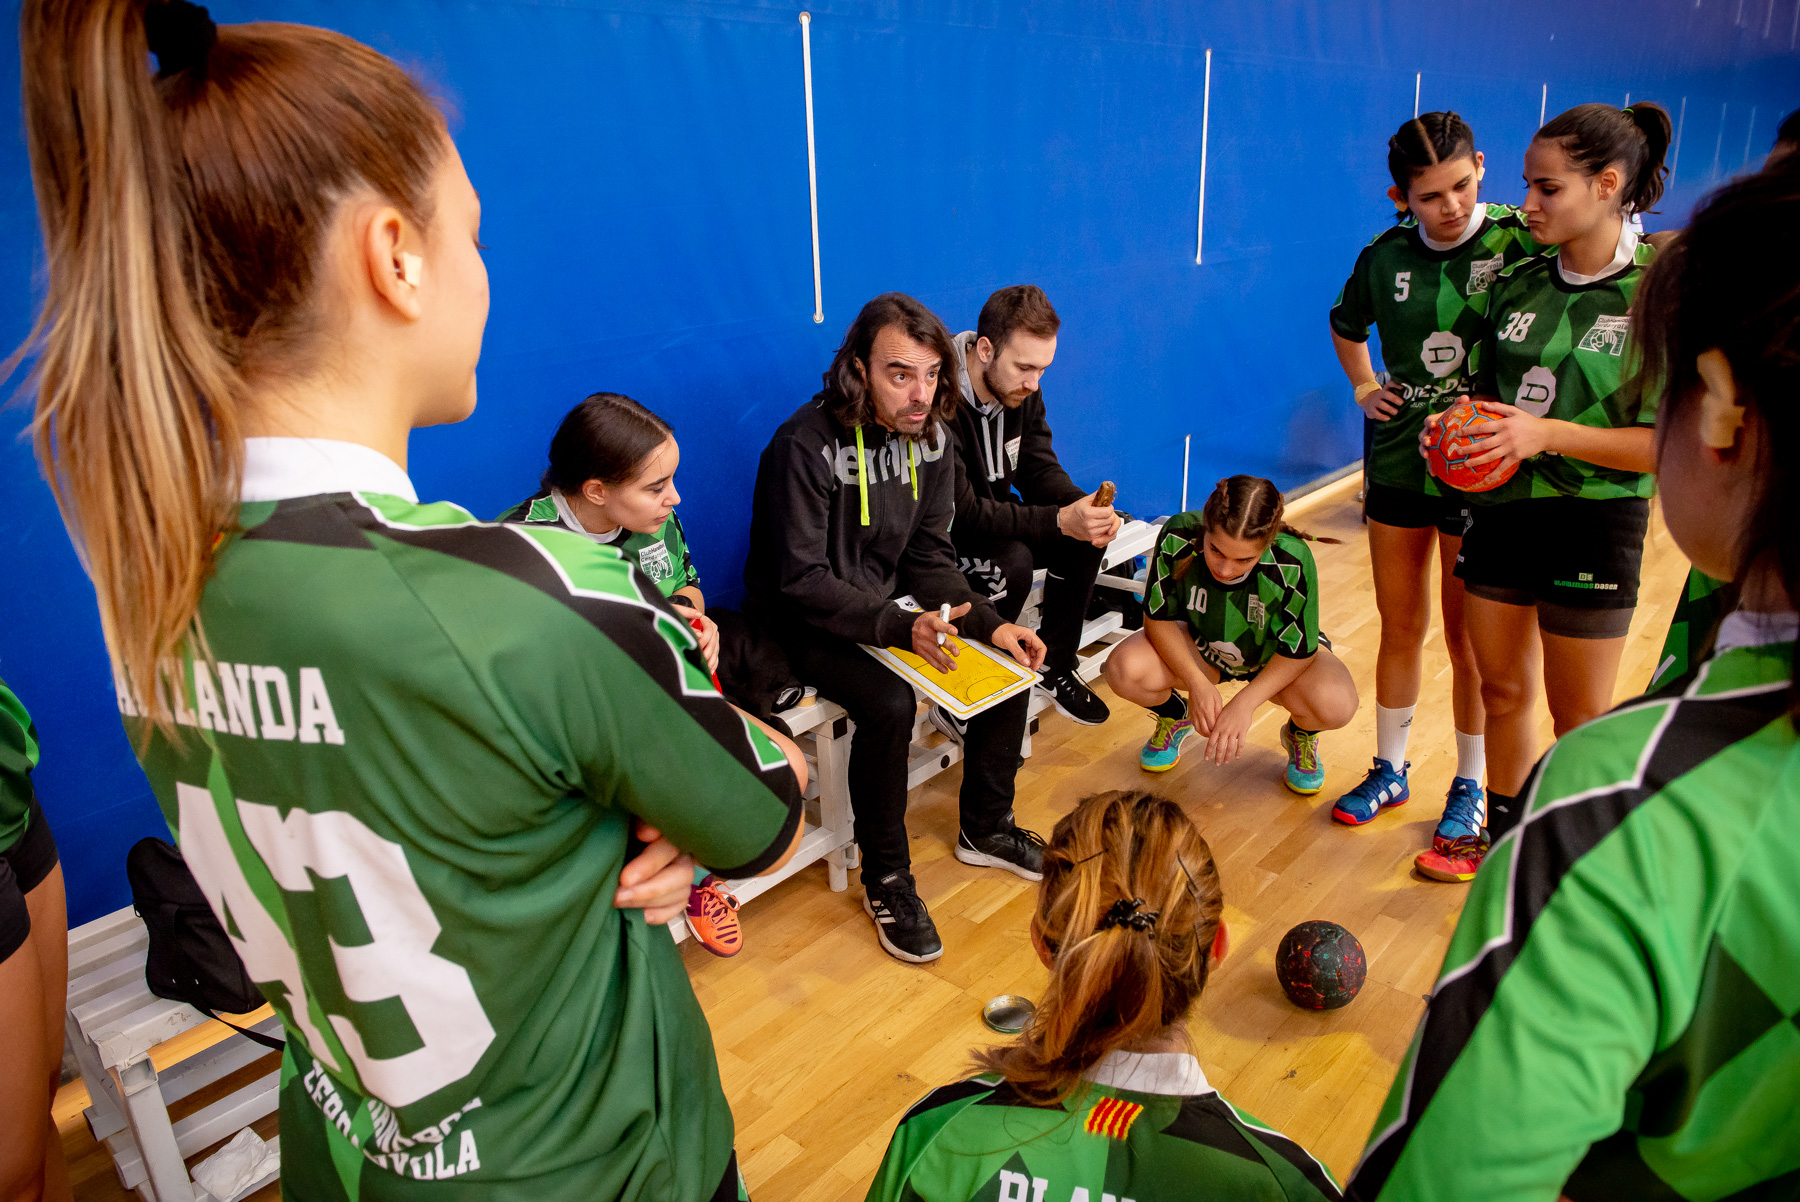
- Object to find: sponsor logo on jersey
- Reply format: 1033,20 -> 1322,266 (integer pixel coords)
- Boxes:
637,539 -> 673,582
1084,1096 -> 1145,1140
1466,254 -> 1504,295
1247,597 -> 1267,630
1515,364 -> 1558,417
1576,314 -> 1630,356
125,661 -> 347,745
1419,330 -> 1467,380
1206,640 -> 1245,670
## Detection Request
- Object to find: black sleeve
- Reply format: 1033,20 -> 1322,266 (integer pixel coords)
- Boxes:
951,438 -> 1061,543
1010,395 -> 1086,513
1329,244 -> 1376,343
758,429 -> 916,648
902,434 -> 1004,643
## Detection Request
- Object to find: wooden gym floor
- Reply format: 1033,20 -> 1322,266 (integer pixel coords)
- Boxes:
59,472 -> 1692,1200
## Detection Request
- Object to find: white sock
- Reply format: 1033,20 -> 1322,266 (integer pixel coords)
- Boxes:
1455,730 -> 1486,784
1375,704 -> 1414,771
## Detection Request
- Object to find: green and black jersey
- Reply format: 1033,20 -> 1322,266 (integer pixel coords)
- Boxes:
126,438 -> 800,1202
868,1053 -> 1342,1201
0,678 -> 38,855
1649,568 -> 1733,692
1466,231 -> 1658,504
1350,613 -> 1800,1201
1330,203 -> 1541,493
1143,516 -> 1320,681
498,487 -> 700,599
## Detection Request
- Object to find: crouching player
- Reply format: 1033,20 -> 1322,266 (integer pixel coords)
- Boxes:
1103,477 -> 1358,793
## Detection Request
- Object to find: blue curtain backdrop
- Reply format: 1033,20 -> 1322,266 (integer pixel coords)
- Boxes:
1,0 -> 1794,925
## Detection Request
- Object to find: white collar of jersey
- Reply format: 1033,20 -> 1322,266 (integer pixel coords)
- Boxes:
1418,202 -> 1488,252
240,437 -> 417,503
1083,1051 -> 1213,1097
1555,217 -> 1639,286
1714,609 -> 1800,654
548,488 -> 624,544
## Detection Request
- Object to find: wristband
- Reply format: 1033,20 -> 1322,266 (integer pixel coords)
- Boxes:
1353,381 -> 1383,403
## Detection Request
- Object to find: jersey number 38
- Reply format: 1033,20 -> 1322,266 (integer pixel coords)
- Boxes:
175,781 -> 496,1109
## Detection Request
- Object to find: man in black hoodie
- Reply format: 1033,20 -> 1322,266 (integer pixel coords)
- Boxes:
946,285 -> 1121,728
746,293 -> 1047,964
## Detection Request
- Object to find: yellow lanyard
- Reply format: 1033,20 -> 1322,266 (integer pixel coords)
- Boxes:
853,426 -> 920,527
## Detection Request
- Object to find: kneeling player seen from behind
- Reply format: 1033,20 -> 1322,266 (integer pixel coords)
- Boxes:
867,789 -> 1342,1202
1350,159 -> 1800,1202
500,392 -> 810,958
1327,111 -> 1543,846
1104,477 -> 1358,795
21,4 -> 802,1199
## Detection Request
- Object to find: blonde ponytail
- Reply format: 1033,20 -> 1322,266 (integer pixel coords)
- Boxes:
17,1 -> 445,732
974,790 -> 1224,1104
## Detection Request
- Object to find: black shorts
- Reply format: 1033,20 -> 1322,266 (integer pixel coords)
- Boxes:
1364,483 -> 1473,538
1455,496 -> 1650,638
0,792 -> 59,961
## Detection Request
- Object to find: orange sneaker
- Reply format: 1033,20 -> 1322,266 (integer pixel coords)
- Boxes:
686,875 -> 744,956
1415,833 -> 1490,883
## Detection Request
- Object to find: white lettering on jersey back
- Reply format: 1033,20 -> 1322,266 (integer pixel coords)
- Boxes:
1577,314 -> 1630,356
160,660 -> 200,727
1467,254 -> 1503,295
216,664 -> 258,739
1515,364 -> 1558,416
236,801 -> 496,1107
998,1171 -> 1051,1202
297,668 -> 347,745
1419,330 -> 1466,379
251,666 -> 297,740
192,662 -> 229,733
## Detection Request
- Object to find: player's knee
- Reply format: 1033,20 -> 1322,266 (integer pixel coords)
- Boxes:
1479,673 -> 1529,716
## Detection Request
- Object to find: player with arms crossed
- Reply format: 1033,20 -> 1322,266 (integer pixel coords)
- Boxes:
868,789 -> 1342,1202
19,4 -> 803,1198
1352,155 -> 1800,1202
501,392 -> 808,958
1418,103 -> 1671,882
1327,112 -> 1541,849
1104,477 -> 1358,793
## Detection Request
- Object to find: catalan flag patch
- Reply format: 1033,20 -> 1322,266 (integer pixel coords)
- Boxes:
1084,1096 -> 1144,1140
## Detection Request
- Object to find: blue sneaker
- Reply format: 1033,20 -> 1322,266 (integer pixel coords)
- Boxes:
1330,757 -> 1410,824
1280,722 -> 1327,795
1139,715 -> 1197,772
1432,777 -> 1487,845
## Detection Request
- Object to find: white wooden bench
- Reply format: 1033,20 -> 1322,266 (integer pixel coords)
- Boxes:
64,907 -> 282,1202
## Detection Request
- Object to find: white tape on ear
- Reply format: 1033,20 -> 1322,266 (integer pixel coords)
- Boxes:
400,253 -> 423,287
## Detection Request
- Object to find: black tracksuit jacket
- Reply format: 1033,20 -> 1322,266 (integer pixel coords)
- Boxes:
944,389 -> 1087,546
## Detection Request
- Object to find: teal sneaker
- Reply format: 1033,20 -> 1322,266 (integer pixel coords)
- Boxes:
1330,758 -> 1410,825
1431,777 -> 1486,846
1280,722 -> 1326,794
1139,715 -> 1197,772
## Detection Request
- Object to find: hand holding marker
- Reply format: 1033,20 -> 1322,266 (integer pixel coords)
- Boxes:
938,603 -> 952,646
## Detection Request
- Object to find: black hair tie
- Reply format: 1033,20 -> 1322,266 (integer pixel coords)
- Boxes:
146,0 -> 217,78
1098,897 -> 1159,933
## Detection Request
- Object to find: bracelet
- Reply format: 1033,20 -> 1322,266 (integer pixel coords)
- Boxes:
1353,381 -> 1383,403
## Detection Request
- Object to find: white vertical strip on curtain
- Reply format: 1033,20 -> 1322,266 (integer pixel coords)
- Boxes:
1195,48 -> 1212,265
800,12 -> 824,324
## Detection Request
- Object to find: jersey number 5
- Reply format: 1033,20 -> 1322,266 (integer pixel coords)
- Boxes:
1394,271 -> 1411,302
1498,311 -> 1538,342
175,781 -> 496,1109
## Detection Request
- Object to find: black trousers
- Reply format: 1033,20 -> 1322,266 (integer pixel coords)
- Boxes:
782,630 -> 1030,887
954,531 -> 1105,672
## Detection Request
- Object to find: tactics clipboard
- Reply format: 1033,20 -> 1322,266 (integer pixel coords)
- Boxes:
861,636 -> 1039,720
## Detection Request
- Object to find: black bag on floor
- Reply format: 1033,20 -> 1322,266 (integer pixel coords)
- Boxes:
126,837 -> 284,1052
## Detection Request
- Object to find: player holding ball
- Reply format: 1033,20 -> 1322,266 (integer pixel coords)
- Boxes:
1328,112 -> 1543,856
1417,103 -> 1671,883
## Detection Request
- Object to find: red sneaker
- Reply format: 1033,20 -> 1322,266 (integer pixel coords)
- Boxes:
686,875 -> 744,956
1415,833 -> 1490,883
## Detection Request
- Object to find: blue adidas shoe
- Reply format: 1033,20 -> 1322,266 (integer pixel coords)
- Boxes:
1330,757 -> 1410,825
1432,777 -> 1487,845
1280,722 -> 1327,795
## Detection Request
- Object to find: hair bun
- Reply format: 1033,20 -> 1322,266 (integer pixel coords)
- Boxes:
145,1 -> 217,78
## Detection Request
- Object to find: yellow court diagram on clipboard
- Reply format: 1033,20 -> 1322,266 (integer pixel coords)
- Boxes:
861,637 -> 1039,720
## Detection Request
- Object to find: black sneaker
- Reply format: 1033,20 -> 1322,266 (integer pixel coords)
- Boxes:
1036,668 -> 1110,726
928,705 -> 968,748
955,824 -> 1046,881
863,871 -> 944,963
